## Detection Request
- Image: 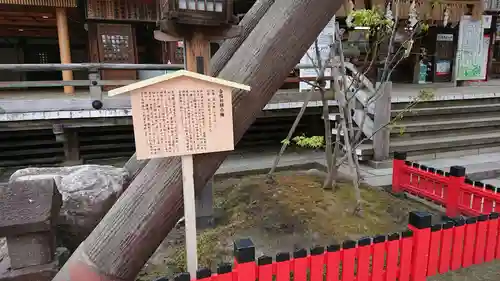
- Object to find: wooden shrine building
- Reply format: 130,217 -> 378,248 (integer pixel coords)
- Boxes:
0,0 -> 493,93
0,0 -> 499,169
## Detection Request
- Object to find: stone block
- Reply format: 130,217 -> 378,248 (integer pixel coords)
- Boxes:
6,233 -> 54,269
0,179 -> 61,236
195,179 -> 214,229
0,261 -> 57,281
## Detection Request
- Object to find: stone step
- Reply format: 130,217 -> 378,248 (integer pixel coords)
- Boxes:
363,153 -> 500,187
391,114 -> 500,133
397,109 -> 500,123
392,104 -> 500,118
356,130 -> 500,156
331,106 -> 500,134
391,96 -> 500,111
482,178 -> 500,187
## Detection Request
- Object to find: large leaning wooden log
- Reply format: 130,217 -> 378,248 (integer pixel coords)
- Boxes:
123,0 -> 275,182
53,0 -> 343,280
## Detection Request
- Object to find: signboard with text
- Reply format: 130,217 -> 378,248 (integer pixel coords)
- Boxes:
107,70 -> 250,160
131,78 -> 235,160
455,15 -> 487,81
299,16 -> 336,92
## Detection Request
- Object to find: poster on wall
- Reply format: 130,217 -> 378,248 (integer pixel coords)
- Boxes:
299,16 -> 336,92
455,15 -> 486,81
436,60 -> 452,76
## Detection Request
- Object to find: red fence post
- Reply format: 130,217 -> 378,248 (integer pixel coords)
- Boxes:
462,217 -> 478,268
371,235 -> 386,281
292,249 -> 308,281
325,245 -> 341,281
392,152 -> 407,193
174,272 -> 190,281
257,256 -> 273,281
450,218 -> 466,271
427,224 -> 442,277
408,211 -> 432,281
275,252 -> 291,281
197,268 -> 213,281
447,166 -> 466,217
234,239 -> 256,281
473,214 -> 489,265
386,233 -> 401,281
356,238 -> 372,281
485,213 -> 500,262
310,247 -> 325,281
215,264 -> 233,281
438,221 -> 454,274
399,230 -> 414,281
341,240 -> 356,281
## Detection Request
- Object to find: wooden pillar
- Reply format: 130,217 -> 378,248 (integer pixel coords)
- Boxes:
63,129 -> 82,165
185,31 -> 211,74
56,7 -> 74,94
373,81 -> 391,161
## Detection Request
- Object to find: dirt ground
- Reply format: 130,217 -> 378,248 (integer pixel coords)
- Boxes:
137,170 -> 442,280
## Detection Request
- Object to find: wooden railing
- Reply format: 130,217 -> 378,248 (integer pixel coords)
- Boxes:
0,63 -> 348,106
0,63 -> 184,107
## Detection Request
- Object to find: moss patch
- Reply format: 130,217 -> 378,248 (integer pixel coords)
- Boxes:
137,170 -> 439,280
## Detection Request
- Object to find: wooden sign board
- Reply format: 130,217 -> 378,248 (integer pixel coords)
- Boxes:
108,70 -> 250,160
131,77 -> 234,159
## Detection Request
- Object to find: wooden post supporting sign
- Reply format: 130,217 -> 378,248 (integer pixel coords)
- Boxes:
183,30 -> 212,274
181,151 -> 197,274
107,70 -> 250,277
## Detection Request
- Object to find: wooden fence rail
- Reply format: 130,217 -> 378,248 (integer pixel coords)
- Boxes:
0,62 -> 345,109
0,63 -> 324,71
392,151 -> 500,217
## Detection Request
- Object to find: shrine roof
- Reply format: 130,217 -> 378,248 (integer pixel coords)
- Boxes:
108,70 -> 251,97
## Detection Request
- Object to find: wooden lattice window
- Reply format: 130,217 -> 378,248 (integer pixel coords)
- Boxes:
100,34 -> 130,62
87,0 -> 158,21
97,24 -> 136,64
38,52 -> 49,64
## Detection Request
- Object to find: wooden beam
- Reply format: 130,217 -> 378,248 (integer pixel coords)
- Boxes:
0,10 -> 53,16
0,19 -> 56,26
0,27 -> 57,37
158,21 -> 243,42
52,0 -> 344,280
55,7 -> 74,94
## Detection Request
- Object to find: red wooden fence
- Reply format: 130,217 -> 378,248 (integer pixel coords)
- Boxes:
158,211 -> 500,281
392,151 -> 500,217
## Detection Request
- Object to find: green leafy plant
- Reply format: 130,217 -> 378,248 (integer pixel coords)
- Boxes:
288,135 -> 325,149
346,8 -> 394,35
